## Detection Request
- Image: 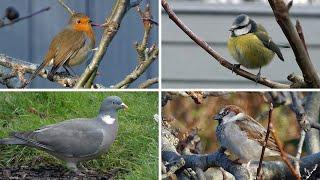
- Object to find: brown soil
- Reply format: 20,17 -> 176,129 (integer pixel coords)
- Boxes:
0,165 -> 127,180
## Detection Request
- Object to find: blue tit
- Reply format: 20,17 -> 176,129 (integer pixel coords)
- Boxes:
227,14 -> 285,80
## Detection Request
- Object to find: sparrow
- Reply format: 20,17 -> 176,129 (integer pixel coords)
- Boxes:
213,105 -> 281,167
21,12 -> 96,88
227,14 -> 286,81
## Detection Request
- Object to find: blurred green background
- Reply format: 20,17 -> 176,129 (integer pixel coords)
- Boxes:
163,92 -> 304,156
0,92 -> 158,179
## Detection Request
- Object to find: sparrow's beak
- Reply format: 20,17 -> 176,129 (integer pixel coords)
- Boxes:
213,114 -> 222,121
120,103 -> 129,110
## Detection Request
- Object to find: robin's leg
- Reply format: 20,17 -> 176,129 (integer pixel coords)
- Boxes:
63,64 -> 77,76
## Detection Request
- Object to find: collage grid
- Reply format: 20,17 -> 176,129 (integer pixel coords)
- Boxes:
0,0 -> 320,180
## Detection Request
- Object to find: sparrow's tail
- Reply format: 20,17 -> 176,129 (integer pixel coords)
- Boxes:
20,61 -> 49,88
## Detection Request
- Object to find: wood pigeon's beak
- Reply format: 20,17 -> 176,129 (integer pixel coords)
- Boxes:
121,103 -> 129,110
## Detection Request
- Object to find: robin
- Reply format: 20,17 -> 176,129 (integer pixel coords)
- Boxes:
22,13 -> 96,88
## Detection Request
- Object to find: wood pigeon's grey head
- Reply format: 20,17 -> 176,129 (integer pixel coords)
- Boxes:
99,96 -> 128,113
229,14 -> 257,36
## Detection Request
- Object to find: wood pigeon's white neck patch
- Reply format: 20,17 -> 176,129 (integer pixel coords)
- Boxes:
101,115 -> 115,124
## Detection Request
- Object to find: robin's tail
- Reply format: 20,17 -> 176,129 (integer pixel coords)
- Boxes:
20,61 -> 49,88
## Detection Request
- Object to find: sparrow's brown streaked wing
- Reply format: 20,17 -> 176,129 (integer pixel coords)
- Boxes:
235,115 -> 280,152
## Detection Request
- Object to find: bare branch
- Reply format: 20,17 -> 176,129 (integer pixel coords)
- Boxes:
75,0 -> 130,88
0,54 -> 77,88
270,123 -> 301,179
138,78 -> 158,88
129,0 -> 143,9
256,103 -> 273,179
0,7 -> 50,28
113,47 -> 158,88
58,0 -> 75,15
268,0 -> 320,87
304,92 -> 320,154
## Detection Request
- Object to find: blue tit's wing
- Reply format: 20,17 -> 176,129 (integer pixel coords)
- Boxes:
255,31 -> 285,61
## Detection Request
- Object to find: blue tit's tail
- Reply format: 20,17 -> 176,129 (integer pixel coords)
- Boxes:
277,43 -> 290,48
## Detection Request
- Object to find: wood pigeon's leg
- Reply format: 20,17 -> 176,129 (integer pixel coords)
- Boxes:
66,162 -> 79,172
79,163 -> 96,174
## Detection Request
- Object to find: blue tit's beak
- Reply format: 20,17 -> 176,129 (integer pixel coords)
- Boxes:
229,24 -> 237,31
213,114 -> 222,121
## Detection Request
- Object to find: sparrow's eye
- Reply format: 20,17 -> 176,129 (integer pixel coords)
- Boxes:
222,110 -> 229,116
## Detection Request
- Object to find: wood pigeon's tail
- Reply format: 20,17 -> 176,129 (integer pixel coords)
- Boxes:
0,137 -> 27,145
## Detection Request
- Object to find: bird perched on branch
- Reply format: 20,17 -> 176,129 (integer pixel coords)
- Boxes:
21,13 -> 97,88
213,105 -> 295,167
227,14 -> 287,81
0,96 -> 128,173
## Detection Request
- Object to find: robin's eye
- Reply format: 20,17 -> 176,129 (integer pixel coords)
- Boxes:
89,20 -> 92,23
77,20 -> 81,24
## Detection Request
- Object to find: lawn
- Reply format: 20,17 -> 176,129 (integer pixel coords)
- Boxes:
0,92 -> 158,179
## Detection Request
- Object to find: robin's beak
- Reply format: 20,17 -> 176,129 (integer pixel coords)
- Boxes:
120,103 -> 129,110
213,114 -> 223,121
89,20 -> 100,27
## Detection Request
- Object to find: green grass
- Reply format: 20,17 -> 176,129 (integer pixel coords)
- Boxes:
0,92 -> 158,179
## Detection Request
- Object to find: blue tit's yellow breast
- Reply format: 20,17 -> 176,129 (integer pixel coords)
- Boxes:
227,33 -> 275,69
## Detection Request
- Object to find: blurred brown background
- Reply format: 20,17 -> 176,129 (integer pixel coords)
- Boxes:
163,92 -> 302,156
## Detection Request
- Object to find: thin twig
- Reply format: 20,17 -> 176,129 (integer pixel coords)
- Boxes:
75,0 -> 131,88
256,103 -> 273,179
0,54 -> 77,88
138,77 -> 158,88
270,123 -> 301,179
295,130 -> 305,177
295,20 -> 309,58
113,47 -> 158,88
58,0 -> 74,15
0,7 -> 50,28
161,0 -> 290,88
268,0 -> 320,87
